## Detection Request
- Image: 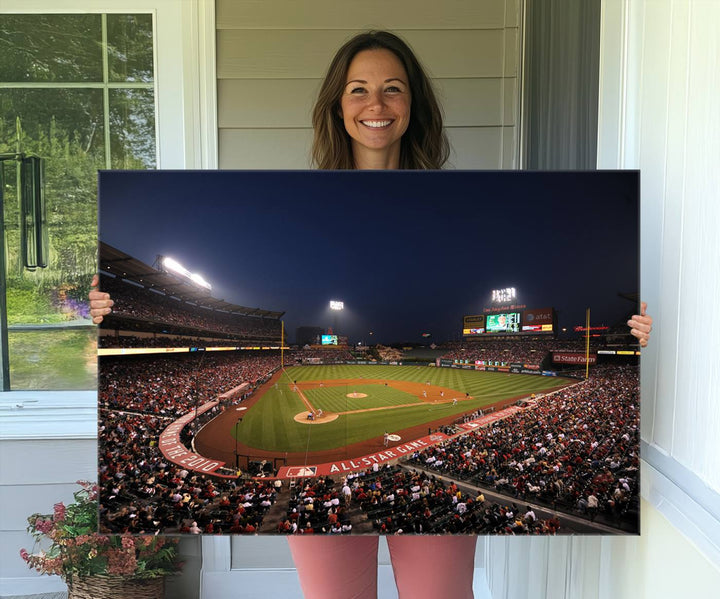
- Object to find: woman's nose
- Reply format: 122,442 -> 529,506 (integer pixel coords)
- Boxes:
366,89 -> 385,110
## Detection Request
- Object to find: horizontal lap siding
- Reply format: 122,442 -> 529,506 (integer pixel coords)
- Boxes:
218,30 -> 511,79
216,1 -> 516,30
216,0 -> 521,170
0,439 -> 97,581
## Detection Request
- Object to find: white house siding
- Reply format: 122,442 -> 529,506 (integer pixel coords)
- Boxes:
0,395 -> 97,597
216,0 -> 522,170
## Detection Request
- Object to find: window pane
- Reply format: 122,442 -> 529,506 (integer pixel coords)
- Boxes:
110,89 -> 156,169
0,89 -> 106,164
1,88 -> 104,279
2,88 -> 102,390
0,14 -> 103,82
107,14 -> 154,83
8,329 -> 97,390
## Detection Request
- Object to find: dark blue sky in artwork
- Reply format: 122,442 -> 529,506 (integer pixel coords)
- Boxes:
99,170 -> 639,344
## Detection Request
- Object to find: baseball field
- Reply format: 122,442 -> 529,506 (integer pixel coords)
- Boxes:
194,364 -> 574,467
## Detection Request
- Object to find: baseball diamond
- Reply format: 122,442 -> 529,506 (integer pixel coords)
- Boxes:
193,364 -> 573,468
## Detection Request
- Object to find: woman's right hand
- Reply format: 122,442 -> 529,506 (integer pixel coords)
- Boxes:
89,274 -> 113,324
627,301 -> 652,348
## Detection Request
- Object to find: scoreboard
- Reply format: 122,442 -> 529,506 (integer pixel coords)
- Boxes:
463,308 -> 554,337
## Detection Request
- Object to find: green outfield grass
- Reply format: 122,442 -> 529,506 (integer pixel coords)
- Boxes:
234,365 -> 572,454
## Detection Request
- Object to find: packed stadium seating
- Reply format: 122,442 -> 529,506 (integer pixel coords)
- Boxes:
407,365 -> 639,528
439,337 -> 601,367
100,274 -> 282,342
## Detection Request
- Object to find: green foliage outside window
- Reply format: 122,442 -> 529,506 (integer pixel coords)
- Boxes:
0,13 -> 155,389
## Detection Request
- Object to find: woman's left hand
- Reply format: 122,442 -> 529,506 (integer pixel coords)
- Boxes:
627,301 -> 652,347
89,274 -> 114,324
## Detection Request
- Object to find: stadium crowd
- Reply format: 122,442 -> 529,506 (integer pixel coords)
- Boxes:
98,350 -> 284,533
440,337 -> 605,367
273,465 -> 562,535
408,365 -> 639,525
99,410 -> 278,534
98,351 -> 636,534
99,334 -> 242,348
99,352 -> 282,415
277,476 -> 354,535
354,465 -> 562,535
99,275 -> 282,341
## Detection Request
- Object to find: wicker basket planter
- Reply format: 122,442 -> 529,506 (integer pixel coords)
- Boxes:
67,575 -> 165,599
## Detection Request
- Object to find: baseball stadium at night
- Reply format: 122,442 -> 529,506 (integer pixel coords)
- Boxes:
97,170 -> 640,536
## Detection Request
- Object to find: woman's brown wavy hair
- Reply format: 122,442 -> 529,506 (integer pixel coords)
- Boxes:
311,31 -> 449,170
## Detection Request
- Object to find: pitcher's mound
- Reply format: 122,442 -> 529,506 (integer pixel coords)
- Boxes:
347,392 -> 368,398
294,411 -> 339,424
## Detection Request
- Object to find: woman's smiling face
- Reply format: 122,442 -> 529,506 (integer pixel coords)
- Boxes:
340,49 -> 411,166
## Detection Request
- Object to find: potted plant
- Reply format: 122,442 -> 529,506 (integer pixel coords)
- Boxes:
20,481 -> 182,599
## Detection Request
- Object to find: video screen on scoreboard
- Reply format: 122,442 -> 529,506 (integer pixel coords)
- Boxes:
485,312 -> 521,333
321,334 -> 338,345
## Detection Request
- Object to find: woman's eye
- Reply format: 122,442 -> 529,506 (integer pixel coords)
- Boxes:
349,87 -> 367,94
385,86 -> 402,93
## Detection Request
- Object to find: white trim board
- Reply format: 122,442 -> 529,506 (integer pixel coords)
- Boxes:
0,392 -> 96,440
641,451 -> 720,568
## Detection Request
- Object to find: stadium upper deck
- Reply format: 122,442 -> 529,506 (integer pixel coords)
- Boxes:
98,243 -> 283,344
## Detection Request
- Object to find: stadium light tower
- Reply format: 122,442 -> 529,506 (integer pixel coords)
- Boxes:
330,300 -> 343,338
491,287 -> 517,304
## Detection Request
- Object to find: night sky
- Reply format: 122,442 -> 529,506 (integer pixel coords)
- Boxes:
99,170 -> 639,344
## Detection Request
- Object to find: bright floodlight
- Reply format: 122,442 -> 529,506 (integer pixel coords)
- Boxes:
163,256 -> 212,290
190,273 -> 211,289
491,287 -> 516,304
330,300 -> 344,311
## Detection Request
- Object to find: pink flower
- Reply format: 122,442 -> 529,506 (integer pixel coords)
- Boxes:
19,548 -> 29,562
121,535 -> 135,550
34,518 -> 54,534
53,503 -> 66,522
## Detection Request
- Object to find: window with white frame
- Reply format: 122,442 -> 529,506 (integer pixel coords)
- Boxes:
0,13 -> 156,390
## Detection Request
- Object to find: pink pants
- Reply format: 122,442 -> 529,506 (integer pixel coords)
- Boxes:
288,536 -> 476,599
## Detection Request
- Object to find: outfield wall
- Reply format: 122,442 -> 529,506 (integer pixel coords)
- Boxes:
436,358 -> 560,377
